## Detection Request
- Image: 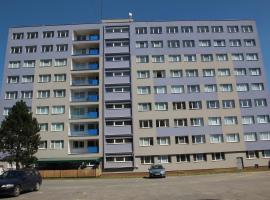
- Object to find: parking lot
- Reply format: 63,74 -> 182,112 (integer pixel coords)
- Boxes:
3,171 -> 270,200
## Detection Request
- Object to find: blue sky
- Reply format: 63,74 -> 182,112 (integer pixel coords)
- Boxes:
0,0 -> 270,91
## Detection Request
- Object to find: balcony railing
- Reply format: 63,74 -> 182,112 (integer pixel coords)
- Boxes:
71,111 -> 98,119
76,34 -> 99,41
73,63 -> 99,71
71,94 -> 99,102
73,48 -> 99,56
70,129 -> 99,137
87,146 -> 99,153
72,79 -> 99,86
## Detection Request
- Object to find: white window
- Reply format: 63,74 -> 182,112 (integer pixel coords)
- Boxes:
12,32 -> 24,40
193,154 -> 206,162
249,68 -> 261,76
135,41 -> 148,48
57,30 -> 69,38
141,156 -> 154,164
167,26 -> 178,33
137,71 -> 150,79
170,70 -> 182,78
197,26 -> 209,33
150,27 -> 162,34
206,100 -> 219,109
244,132 -> 257,141
181,26 -> 193,33
244,39 -> 256,47
242,116 -> 255,125
228,26 -> 239,33
37,90 -> 50,98
36,106 -> 49,115
55,59 -> 67,67
208,117 -> 222,126
242,25 -> 253,33
173,102 -> 186,110
239,99 -> 252,108
259,132 -> 270,141
54,89 -> 65,98
234,68 -> 246,76
27,32 -> 38,39
138,103 -> 151,112
43,31 -> 54,38
154,102 -> 168,111
54,74 -> 66,82
213,40 -> 226,47
139,120 -> 153,128
25,46 -> 37,53
137,86 -> 150,95
262,150 -> 270,158
190,118 -> 204,127
236,83 -> 249,92
210,134 -> 224,143
135,27 -> 147,34
224,116 -> 238,125
40,59 -> 52,67
56,44 -> 68,52
201,54 -> 213,62
217,69 -> 230,76
157,137 -> 170,145
229,39 -> 241,47
151,40 -> 163,48
231,53 -> 244,61
251,83 -> 264,91
39,123 -> 48,131
7,76 -> 19,84
8,61 -> 20,68
174,119 -> 188,127
246,53 -> 258,61
39,75 -> 51,83
257,115 -> 270,124
152,55 -> 165,63
52,106 -> 65,114
136,55 -> 149,63
222,100 -> 235,109
203,69 -> 215,77
23,60 -> 35,68
51,123 -> 64,132
139,138 -> 153,146
189,101 -> 202,110
171,85 -> 184,94
168,55 -> 181,62
212,153 -> 225,161
39,141 -> 47,149
50,140 -> 64,149
186,69 -> 198,77
254,99 -> 267,107
156,119 -> 169,127
226,133 -> 240,143
154,86 -> 166,94
5,91 -> 17,100
175,136 -> 189,144
157,155 -> 171,164
3,108 -> 11,116
42,45 -> 53,52
183,40 -> 195,47
21,91 -> 33,99
212,26 -> 223,33
199,40 -> 211,47
219,84 -> 233,92
22,75 -> 34,83
10,46 -> 22,54
216,54 -> 228,61
187,85 -> 200,93
183,54 -> 196,62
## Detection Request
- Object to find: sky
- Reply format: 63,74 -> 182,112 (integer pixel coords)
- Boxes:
0,0 -> 270,91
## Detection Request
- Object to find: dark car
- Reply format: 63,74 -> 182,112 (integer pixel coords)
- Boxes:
0,169 -> 42,197
148,164 -> 166,178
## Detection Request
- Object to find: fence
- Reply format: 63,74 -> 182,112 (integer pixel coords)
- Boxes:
39,168 -> 101,178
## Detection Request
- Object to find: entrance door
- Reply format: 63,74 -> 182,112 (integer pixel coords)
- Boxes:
236,157 -> 244,169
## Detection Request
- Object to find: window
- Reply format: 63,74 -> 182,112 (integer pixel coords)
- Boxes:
244,39 -> 256,47
39,141 -> 47,149
137,86 -> 151,95
153,70 -> 166,78
43,31 -> 54,38
176,154 -> 190,163
54,74 -> 66,82
106,121 -> 131,127
27,32 -> 38,39
234,68 -> 246,76
154,86 -> 166,94
50,140 -> 64,149
105,26 -> 129,33
224,116 -> 238,125
206,100 -> 219,109
141,156 -> 154,164
229,39 -> 241,47
22,75 -> 34,83
57,30 -> 69,38
173,102 -> 186,110
171,85 -> 184,94
183,40 -> 195,47
54,89 -> 65,98
7,76 -> 19,84
254,99 -> 267,107
8,61 -> 20,69
135,41 -> 148,48
204,84 -> 217,92
208,117 -> 222,126
251,83 -> 264,91
246,53 -> 258,61
231,53 -> 244,61
3,108 -> 11,116
246,151 -> 259,159
242,116 -> 255,125
37,90 -> 50,98
138,103 -> 151,112
105,40 -> 129,47
167,40 -> 180,48
23,60 -> 35,68
189,101 -> 202,110
186,69 -> 198,77
5,91 -> 18,100
166,26 -> 178,33
227,25 -> 239,33
40,59 -> 52,67
10,46 -> 22,54
157,137 -> 170,145
152,55 -> 165,63
203,69 -> 215,77
183,54 -> 196,62
219,84 -> 233,92
55,58 -> 67,67
154,102 -> 168,111
210,135 -> 223,143
136,55 -> 149,63
175,136 -> 189,144
106,138 -> 132,144
212,26 -> 223,33
257,115 -> 270,124
190,118 -> 204,127
249,68 -> 261,76
212,153 -> 225,161
236,83 -> 249,92
244,132 -> 257,141
135,27 -> 147,34
226,133 -> 240,143
222,100 -> 235,109
139,138 -> 153,146
36,106 -> 49,115
106,87 -> 130,93
193,154 -> 207,162
262,150 -> 270,158
51,123 -> 64,132
216,54 -> 228,61
170,70 -> 182,77
197,26 -> 209,33
106,55 -> 129,62
181,26 -> 193,33
106,156 -> 133,163
41,45 -> 53,52
73,141 -> 84,149
12,32 -> 24,40
39,74 -> 51,83
137,71 -> 150,79
213,40 -> 226,47
25,46 -> 37,53
218,68 -> 230,76
56,44 -> 68,52
156,119 -> 169,127
150,27 -> 162,34
157,155 -> 171,164
151,40 -> 163,48
21,91 -> 33,99
199,40 -> 211,47
187,85 -> 200,93
242,25 -> 253,33
201,54 -> 213,62
259,132 -> 270,141
52,106 -> 65,114
174,119 -> 188,127
139,120 -> 153,128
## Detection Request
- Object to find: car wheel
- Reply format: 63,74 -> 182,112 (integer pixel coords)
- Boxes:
12,185 -> 21,197
34,182 -> 40,191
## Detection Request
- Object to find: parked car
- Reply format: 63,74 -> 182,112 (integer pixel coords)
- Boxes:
148,164 -> 166,178
0,168 -> 42,197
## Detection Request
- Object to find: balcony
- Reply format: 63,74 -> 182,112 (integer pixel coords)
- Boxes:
70,123 -> 99,137
70,128 -> 99,137
71,94 -> 99,103
105,108 -> 131,118
73,48 -> 99,56
104,143 -> 133,154
72,63 -> 99,71
76,34 -> 99,41
70,111 -> 98,120
105,92 -> 131,101
69,146 -> 99,154
104,125 -> 132,136
87,146 -> 99,153
71,79 -> 99,86
104,60 -> 130,69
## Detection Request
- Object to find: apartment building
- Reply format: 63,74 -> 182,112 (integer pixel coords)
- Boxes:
1,18 -> 270,172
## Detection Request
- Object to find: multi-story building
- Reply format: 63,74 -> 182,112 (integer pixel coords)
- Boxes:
1,18 -> 270,172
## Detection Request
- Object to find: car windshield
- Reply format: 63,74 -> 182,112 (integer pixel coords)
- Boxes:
151,165 -> 163,169
0,171 -> 25,179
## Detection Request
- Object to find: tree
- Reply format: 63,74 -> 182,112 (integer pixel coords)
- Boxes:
0,100 -> 40,169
